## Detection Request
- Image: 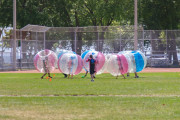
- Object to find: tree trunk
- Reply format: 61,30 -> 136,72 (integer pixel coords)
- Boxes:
73,10 -> 82,55
98,27 -> 108,52
167,31 -> 178,65
151,30 -> 166,55
70,31 -> 75,52
76,32 -> 82,55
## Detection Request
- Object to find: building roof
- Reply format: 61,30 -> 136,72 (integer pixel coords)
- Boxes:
20,24 -> 50,32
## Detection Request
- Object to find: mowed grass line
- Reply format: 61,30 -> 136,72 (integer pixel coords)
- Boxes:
0,72 -> 180,95
0,96 -> 180,120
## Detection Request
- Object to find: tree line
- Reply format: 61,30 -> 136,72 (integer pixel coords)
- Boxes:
0,0 -> 179,29
0,0 -> 180,66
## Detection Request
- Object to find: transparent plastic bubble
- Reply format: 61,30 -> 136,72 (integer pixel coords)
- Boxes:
96,53 -> 111,74
58,53 -> 83,75
118,51 -> 147,73
131,51 -> 146,72
119,51 -> 136,73
34,49 -> 58,73
107,54 -> 129,76
81,50 -> 92,59
81,50 -> 92,72
137,51 -> 147,69
82,50 -> 105,74
57,49 -> 76,59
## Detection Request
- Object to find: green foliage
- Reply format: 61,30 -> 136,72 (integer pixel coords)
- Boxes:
0,0 -> 133,28
0,0 -> 179,29
0,28 -> 13,50
0,0 -> 179,54
0,0 -> 13,27
140,0 -> 180,29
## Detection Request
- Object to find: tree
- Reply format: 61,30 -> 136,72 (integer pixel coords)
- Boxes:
67,0 -> 130,53
140,0 -> 180,65
140,0 -> 179,30
1,0 -> 179,61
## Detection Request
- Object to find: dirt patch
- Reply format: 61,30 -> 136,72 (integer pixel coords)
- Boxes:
140,67 -> 180,73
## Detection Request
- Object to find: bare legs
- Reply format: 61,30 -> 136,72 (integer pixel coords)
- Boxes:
116,74 -> 126,79
91,74 -> 95,82
134,72 -> 139,78
68,74 -> 73,79
41,73 -> 52,79
126,72 -> 139,78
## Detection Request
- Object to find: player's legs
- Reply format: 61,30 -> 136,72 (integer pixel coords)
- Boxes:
134,72 -> 139,78
48,73 -> 52,78
71,74 -> 73,79
85,71 -> 88,77
63,73 -> 67,78
122,74 -> 126,79
41,73 -> 47,79
91,74 -> 94,82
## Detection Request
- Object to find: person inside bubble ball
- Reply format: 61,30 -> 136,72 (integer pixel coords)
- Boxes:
63,73 -> 68,78
127,72 -> 139,78
86,55 -> 96,82
81,68 -> 88,78
67,57 -> 74,79
116,56 -> 126,79
126,54 -> 139,78
41,56 -> 52,79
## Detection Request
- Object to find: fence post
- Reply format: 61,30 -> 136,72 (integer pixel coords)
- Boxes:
20,30 -> 22,69
120,30 -> 122,51
142,29 -> 144,53
166,30 -> 168,55
1,35 -> 4,70
150,30 -> 152,67
13,0 -> 16,70
44,32 -> 46,50
98,31 -> 99,51
74,28 -> 77,53
36,32 -> 38,53
134,0 -> 138,51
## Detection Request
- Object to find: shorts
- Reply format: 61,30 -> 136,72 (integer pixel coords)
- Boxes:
90,64 -> 95,74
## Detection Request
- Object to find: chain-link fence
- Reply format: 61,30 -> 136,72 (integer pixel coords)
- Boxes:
0,25 -> 180,70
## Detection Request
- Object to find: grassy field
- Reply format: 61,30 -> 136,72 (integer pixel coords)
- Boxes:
0,72 -> 180,120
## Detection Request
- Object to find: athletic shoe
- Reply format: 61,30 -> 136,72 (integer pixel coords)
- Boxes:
91,79 -> 94,82
81,75 -> 85,78
135,76 -> 139,78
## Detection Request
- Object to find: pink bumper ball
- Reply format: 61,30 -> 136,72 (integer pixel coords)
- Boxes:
97,53 -> 112,74
82,50 -> 105,74
58,53 -> 83,75
118,51 -> 136,73
107,54 -> 129,76
34,49 -> 58,73
118,51 -> 147,73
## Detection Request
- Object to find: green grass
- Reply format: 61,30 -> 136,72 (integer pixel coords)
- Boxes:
0,72 -> 180,119
0,96 -> 180,120
0,73 -> 180,95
